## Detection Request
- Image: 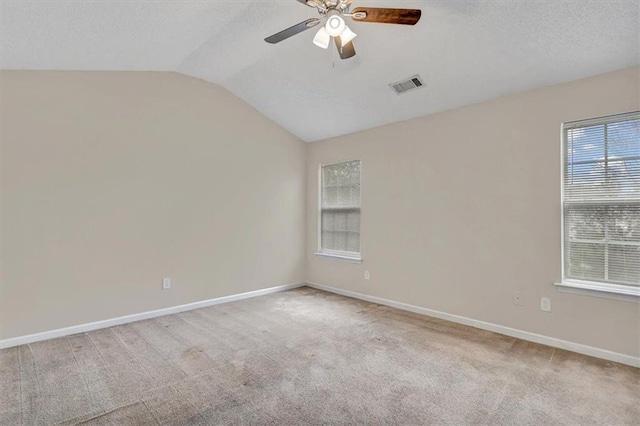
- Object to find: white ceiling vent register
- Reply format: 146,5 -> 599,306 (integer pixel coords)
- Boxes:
390,75 -> 425,95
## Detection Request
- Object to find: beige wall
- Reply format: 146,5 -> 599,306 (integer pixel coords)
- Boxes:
1,71 -> 306,339
307,67 -> 640,357
2,67 -> 638,359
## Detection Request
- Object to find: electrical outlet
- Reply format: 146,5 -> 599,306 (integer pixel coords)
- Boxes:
540,297 -> 551,312
513,292 -> 524,306
162,277 -> 171,290
364,270 -> 370,280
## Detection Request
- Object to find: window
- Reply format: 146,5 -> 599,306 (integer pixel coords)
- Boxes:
318,160 -> 361,260
561,112 -> 640,295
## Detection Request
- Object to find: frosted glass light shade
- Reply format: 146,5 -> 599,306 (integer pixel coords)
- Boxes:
313,27 -> 331,49
326,15 -> 346,37
340,26 -> 357,45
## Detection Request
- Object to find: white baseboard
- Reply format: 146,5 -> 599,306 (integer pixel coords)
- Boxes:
306,282 -> 640,368
4,281 -> 637,368
0,282 -> 305,350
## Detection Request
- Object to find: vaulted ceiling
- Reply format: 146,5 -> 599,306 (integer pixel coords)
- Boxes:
2,1 -> 639,141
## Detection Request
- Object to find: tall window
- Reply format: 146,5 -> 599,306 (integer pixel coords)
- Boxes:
562,112 -> 640,288
319,160 -> 361,259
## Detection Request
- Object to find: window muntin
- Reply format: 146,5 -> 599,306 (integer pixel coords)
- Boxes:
563,112 -> 640,287
320,160 -> 361,257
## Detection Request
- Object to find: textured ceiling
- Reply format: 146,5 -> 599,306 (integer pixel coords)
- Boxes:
2,0 -> 639,141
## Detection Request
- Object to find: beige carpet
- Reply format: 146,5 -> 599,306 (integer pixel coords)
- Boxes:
0,287 -> 638,425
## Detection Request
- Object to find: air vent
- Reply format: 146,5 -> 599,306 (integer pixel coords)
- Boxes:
390,74 -> 425,95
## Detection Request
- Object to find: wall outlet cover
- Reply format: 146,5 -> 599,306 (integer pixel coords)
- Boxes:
541,297 -> 551,312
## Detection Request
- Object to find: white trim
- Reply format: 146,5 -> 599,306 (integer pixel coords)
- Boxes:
563,110 -> 640,129
0,283 -> 304,350
560,112 -> 640,292
560,121 -> 565,284
306,282 -> 640,368
318,159 -> 363,259
555,280 -> 640,302
317,162 -> 322,254
314,252 -> 362,263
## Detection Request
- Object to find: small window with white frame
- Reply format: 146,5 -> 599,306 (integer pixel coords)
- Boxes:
318,160 -> 361,260
561,111 -> 640,293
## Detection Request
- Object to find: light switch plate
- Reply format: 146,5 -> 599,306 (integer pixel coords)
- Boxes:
162,277 -> 171,290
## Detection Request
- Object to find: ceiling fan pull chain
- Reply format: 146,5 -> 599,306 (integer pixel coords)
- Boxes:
331,37 -> 335,68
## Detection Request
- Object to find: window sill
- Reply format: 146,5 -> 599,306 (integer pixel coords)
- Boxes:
554,280 -> 639,302
314,252 -> 362,263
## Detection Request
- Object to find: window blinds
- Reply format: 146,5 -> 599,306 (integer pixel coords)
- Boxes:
563,112 -> 640,286
321,160 -> 361,255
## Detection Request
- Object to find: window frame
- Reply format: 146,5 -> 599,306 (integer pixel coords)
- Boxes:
556,111 -> 640,300
315,159 -> 363,263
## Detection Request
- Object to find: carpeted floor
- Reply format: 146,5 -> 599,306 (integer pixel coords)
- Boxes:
0,287 -> 638,425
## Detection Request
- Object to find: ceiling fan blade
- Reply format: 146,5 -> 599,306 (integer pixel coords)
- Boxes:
265,18 -> 322,44
335,37 -> 356,59
350,7 -> 421,25
296,0 -> 315,6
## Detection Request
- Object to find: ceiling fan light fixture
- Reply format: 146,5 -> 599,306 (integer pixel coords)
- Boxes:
340,26 -> 357,45
325,15 -> 346,37
313,26 -> 331,49
264,4 -> 423,61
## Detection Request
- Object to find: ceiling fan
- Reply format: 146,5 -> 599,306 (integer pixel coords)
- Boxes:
264,0 -> 421,60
